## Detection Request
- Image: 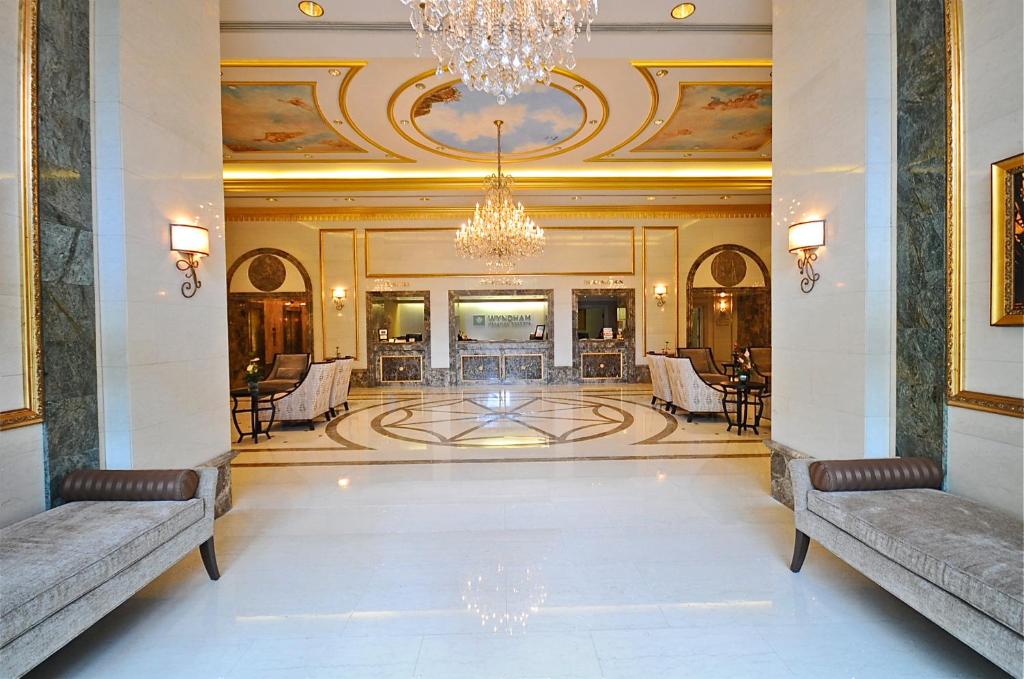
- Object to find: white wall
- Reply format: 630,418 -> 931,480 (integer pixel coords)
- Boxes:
93,0 -> 231,470
946,0 -> 1024,518
770,0 -> 893,459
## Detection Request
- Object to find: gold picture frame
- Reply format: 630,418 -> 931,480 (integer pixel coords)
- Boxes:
1,0 -> 43,430
991,153 -> 1024,326
945,0 -> 1024,417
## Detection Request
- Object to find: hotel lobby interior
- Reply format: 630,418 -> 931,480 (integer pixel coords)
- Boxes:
1,0 -> 1023,677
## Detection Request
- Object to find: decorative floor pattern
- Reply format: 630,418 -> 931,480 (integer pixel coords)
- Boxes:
232,386 -> 769,468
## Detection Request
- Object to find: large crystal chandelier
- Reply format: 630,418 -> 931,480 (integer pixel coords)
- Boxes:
455,120 -> 545,274
401,0 -> 599,104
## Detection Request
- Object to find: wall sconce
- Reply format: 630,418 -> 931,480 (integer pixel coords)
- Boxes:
653,283 -> 668,308
169,223 -> 209,298
332,286 -> 347,313
715,292 -> 733,319
788,219 -> 826,293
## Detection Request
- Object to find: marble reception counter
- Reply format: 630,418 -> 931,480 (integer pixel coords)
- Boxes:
454,340 -> 554,384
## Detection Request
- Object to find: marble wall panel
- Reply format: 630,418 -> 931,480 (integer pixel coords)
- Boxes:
38,0 -> 99,505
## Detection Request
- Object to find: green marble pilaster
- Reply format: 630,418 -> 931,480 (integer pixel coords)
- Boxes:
37,0 -> 99,505
895,0 -> 948,468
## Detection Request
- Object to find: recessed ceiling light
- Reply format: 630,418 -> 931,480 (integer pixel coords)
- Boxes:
303,153 -> 313,158
266,197 -> 278,202
298,1 -> 324,18
646,196 -> 656,201
655,69 -> 669,77
400,119 -> 410,125
720,195 -> 729,200
328,68 -> 341,77
332,119 -> 343,125
681,152 -> 693,158
344,197 -> 356,202
572,83 -> 584,92
296,146 -> 304,150
553,146 -> 563,151
571,196 -> 581,201
760,153 -> 770,158
654,119 -> 664,125
414,83 -> 426,90
671,3 -> 696,20
588,119 -> 598,125
224,154 -> 232,159
420,197 -> 430,201
435,145 -> 445,151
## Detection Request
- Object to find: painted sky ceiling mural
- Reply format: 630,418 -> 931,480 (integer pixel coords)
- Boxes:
218,61 -> 773,169
412,82 -> 584,156
634,83 -> 772,153
221,83 -> 365,153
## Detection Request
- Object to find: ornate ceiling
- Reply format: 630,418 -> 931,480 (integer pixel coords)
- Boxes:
219,1 -> 773,205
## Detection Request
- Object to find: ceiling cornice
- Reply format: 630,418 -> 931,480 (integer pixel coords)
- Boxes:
223,176 -> 771,194
225,204 -> 772,222
220,21 -> 771,34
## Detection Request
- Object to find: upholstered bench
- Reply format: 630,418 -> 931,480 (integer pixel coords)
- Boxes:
788,458 -> 1024,678
0,468 -> 220,678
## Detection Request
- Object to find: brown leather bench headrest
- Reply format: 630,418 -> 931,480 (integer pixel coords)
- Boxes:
809,458 -> 942,492
61,469 -> 200,502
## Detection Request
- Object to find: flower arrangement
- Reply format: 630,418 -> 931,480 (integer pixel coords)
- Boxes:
734,347 -> 753,382
245,358 -> 262,388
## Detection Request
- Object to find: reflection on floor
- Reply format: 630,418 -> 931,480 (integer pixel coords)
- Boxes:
30,454 -> 1003,678
233,385 -> 770,468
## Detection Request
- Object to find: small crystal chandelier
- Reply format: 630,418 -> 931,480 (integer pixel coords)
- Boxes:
401,0 -> 599,104
455,120 -> 545,274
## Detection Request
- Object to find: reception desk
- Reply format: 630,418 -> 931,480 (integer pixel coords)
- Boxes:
575,338 -> 634,381
453,340 -> 554,384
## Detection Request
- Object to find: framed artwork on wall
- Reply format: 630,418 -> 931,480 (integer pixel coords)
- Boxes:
991,153 -> 1024,326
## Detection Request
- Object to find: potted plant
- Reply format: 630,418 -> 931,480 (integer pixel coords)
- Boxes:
245,358 -> 262,391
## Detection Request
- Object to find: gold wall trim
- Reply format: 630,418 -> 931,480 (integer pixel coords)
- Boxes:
991,153 -> 1023,326
2,0 -> 43,430
945,0 -> 1024,417
588,60 -> 773,163
223,176 -> 772,194
220,60 -> 414,164
642,226 -> 680,355
318,229 -> 360,361
364,226 -> 636,278
226,204 -> 772,222
387,68 -> 609,164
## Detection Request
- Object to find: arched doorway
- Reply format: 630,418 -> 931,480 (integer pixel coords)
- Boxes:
226,249 -> 314,386
685,244 -> 771,357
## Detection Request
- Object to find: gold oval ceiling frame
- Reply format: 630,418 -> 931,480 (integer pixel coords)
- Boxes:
587,59 -> 773,163
387,68 -> 609,164
220,60 -> 413,163
221,79 -> 368,155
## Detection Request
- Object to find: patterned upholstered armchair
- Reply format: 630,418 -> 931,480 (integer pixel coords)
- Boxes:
748,347 -> 771,385
260,360 -> 337,430
665,356 -> 726,422
258,353 -> 310,392
676,347 -> 729,385
329,357 -> 354,417
646,353 -> 674,411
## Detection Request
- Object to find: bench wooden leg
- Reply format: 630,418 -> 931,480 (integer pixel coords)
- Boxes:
199,537 -> 221,580
790,529 -> 810,573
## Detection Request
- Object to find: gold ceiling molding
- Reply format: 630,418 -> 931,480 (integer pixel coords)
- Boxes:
220,60 -> 413,163
588,59 -> 773,163
944,0 -> 1023,417
225,204 -> 772,222
386,68 -> 609,164
223,176 -> 771,194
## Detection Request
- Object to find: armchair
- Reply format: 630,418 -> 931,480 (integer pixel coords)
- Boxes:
329,356 -> 354,417
646,353 -> 674,410
258,353 -> 311,392
665,357 -> 726,422
260,360 -> 337,430
676,347 -> 729,385
748,346 -> 772,384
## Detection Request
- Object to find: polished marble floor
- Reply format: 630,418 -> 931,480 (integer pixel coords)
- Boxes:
233,385 -> 770,467
28,388 -> 1003,678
